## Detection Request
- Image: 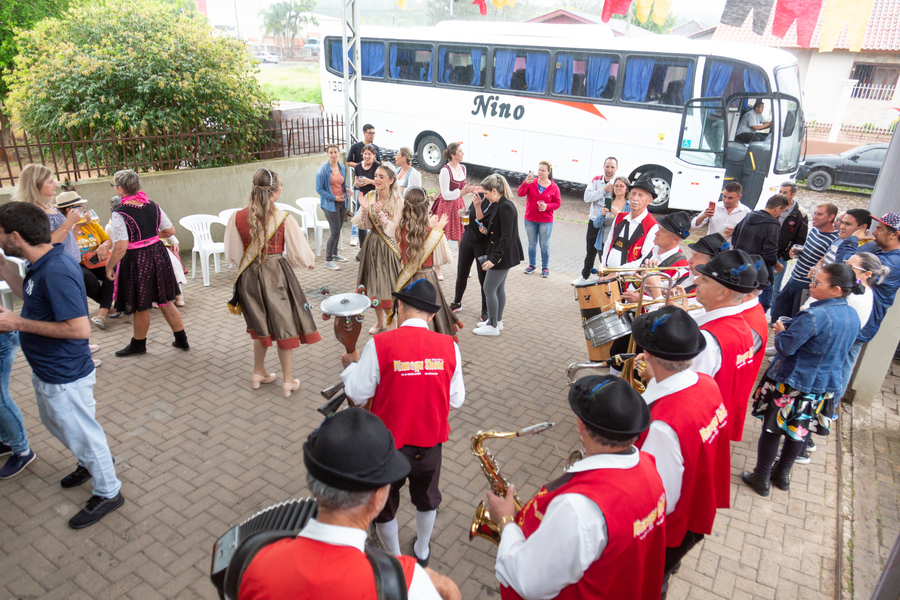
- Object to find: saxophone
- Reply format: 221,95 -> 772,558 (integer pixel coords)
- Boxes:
469,422 -> 555,545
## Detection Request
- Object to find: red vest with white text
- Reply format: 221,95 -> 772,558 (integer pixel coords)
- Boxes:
238,536 -> 416,600
700,315 -> 754,509
740,302 -> 769,441
606,212 -> 659,265
372,325 -> 455,448
500,453 -> 666,600
637,375 -> 725,547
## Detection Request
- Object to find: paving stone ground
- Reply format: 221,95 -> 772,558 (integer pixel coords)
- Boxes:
0,196 -> 865,600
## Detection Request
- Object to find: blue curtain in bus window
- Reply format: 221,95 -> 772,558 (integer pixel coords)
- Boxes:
744,69 -> 767,93
362,42 -> 384,77
330,40 -> 343,72
704,61 -> 733,97
438,47 -> 449,83
494,49 -> 516,89
554,53 -> 574,95
471,48 -> 482,85
426,53 -> 433,82
389,45 -> 399,78
525,52 -> 548,92
586,55 -> 612,98
623,58 -> 655,102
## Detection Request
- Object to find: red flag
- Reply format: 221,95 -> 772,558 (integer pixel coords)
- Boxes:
602,0 -> 632,22
473,0 -> 487,15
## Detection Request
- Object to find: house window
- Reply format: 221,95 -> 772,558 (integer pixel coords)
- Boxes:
850,63 -> 898,99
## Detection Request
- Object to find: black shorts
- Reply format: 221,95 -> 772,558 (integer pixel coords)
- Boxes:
375,444 -> 442,523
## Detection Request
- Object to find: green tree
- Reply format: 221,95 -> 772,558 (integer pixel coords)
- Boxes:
259,0 -> 318,58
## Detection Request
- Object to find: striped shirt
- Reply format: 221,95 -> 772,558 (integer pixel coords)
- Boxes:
791,227 -> 839,284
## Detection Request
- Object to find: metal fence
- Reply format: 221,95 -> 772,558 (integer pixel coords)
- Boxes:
0,115 -> 344,188
804,81 -> 899,134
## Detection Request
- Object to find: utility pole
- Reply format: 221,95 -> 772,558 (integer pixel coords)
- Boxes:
341,0 -> 361,157
234,0 -> 241,39
450,0 -> 454,19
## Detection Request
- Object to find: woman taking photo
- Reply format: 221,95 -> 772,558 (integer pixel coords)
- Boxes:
13,164 -> 81,262
518,161 -> 561,278
353,164 -> 404,334
594,175 -> 631,247
224,168 -> 320,398
105,170 -> 189,357
473,174 -> 524,337
392,188 -> 462,341
742,263 -> 861,495
450,192 -> 492,321
393,147 -> 422,197
433,142 -> 480,280
352,145 -> 381,258
315,143 -> 349,270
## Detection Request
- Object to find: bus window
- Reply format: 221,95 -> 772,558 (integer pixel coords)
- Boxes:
437,46 -> 487,87
775,96 -> 803,174
326,39 -> 385,78
622,56 -> 693,106
493,49 -> 549,93
703,60 -> 769,99
553,53 -> 618,100
389,43 -> 433,83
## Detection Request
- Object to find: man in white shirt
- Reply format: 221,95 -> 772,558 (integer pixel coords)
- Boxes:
690,182 -> 750,238
600,174 -> 660,275
735,100 -> 771,143
484,376 -> 666,600
575,157 -> 618,285
622,211 -> 692,303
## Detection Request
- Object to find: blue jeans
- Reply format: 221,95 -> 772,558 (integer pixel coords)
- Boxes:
771,278 -> 808,323
839,340 -> 864,400
0,332 -> 28,454
32,370 -> 121,498
524,220 -> 553,270
759,258 -> 787,311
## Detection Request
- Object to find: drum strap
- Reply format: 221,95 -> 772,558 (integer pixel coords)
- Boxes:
658,252 -> 690,286
366,546 -> 409,600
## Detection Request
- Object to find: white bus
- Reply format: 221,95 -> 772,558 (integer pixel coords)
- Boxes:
321,22 -> 804,212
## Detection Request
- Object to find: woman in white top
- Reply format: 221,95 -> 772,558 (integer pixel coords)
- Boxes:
432,142 -> 480,280
801,252 -> 880,325
394,147 -> 422,197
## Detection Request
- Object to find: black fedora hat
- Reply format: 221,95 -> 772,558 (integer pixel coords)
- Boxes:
568,375 -> 650,441
658,211 -> 692,240
688,233 -> 730,257
632,306 -> 707,361
630,174 -> 658,200
391,278 -> 440,314
303,408 -> 410,492
748,254 -> 771,289
695,249 -> 758,293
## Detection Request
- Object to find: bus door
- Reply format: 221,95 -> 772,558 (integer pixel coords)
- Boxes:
669,97 -> 728,212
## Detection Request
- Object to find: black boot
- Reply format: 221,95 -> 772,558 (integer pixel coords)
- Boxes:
172,329 -> 189,351
741,470 -> 770,497
770,467 -> 791,491
115,338 -> 147,357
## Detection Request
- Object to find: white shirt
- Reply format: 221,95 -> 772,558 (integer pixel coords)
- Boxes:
438,164 -> 466,201
736,110 -> 765,136
690,202 -> 751,237
298,519 -> 441,600
109,206 -> 173,243
635,246 -> 689,299
584,176 -> 614,221
341,318 -> 465,409
736,296 -> 763,353
601,210 -> 660,270
690,303 -> 747,377
641,370 -> 699,515
495,450 -> 640,600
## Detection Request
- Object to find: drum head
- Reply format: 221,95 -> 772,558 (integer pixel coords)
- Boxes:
321,293 -> 372,317
576,280 -> 621,312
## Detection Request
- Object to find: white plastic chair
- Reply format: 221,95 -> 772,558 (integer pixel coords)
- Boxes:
0,257 -> 27,310
218,208 -> 240,223
274,203 -> 311,245
179,214 -> 226,286
297,197 -> 341,256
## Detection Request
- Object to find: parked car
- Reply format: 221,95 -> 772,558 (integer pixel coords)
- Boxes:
305,38 -> 319,58
255,52 -> 280,64
797,143 -> 887,192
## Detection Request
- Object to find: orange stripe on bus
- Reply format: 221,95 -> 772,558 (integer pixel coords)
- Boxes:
535,98 -> 608,120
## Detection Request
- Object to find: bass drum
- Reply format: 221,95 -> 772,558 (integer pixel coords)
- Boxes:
575,280 -> 622,361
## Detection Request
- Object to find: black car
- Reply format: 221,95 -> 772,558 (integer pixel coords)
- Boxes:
797,143 -> 887,192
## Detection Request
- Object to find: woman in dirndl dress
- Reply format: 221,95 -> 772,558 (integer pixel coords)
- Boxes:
224,168 -> 320,398
742,263 -> 861,496
390,187 -> 462,342
432,142 -> 480,280
106,169 -> 189,357
352,164 -> 404,334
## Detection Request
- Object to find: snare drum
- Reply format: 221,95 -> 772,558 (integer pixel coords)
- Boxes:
575,280 -> 621,313
582,309 -> 632,362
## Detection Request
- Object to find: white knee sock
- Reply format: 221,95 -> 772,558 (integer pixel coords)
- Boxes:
414,510 -> 437,559
376,519 -> 402,556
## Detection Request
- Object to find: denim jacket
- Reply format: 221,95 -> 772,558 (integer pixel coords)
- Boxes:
592,200 -> 630,251
767,297 -> 860,394
315,162 -> 347,212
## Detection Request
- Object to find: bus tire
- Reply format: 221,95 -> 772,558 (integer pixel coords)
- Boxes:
629,166 -> 672,213
417,135 -> 447,174
806,169 -> 832,192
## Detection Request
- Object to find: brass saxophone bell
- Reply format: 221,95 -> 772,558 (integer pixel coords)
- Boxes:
469,500 -> 502,545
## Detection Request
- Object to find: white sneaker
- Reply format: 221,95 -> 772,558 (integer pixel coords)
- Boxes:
92,358 -> 102,368
334,255 -> 348,262
765,346 -> 776,357
473,324 -> 501,336
324,261 -> 340,270
89,344 -> 99,353
477,320 -> 503,330
571,277 -> 590,286
350,235 -> 359,247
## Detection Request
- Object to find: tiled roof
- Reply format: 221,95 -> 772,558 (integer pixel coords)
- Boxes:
712,0 -> 900,52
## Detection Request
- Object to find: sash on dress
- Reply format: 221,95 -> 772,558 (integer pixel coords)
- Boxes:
387,227 -> 444,326
227,210 -> 289,314
367,191 -> 401,261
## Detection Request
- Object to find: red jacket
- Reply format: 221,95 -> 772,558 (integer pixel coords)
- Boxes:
518,179 -> 561,223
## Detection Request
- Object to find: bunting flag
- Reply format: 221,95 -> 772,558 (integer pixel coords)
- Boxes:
601,0 -> 632,23
719,0 -> 776,36
818,0 -> 874,52
771,0 -> 823,48
633,0 -> 673,25
396,0 -> 406,8
492,0 -> 517,8
473,0 -> 487,15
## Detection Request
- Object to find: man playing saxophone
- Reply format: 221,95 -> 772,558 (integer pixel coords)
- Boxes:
485,376 -> 667,600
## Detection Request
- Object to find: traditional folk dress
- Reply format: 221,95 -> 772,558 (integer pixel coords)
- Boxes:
353,191 -> 404,310
225,208 -> 320,349
432,163 -> 466,242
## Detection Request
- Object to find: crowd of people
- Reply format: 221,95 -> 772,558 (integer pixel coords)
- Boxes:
2,137 -> 899,600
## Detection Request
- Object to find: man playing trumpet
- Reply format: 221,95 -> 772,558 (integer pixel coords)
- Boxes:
620,211 -> 692,304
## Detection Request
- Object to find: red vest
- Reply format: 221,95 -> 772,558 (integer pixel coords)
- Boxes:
606,212 -> 659,265
700,315 -> 755,509
740,302 -> 769,441
372,325 -> 455,448
637,375 -> 726,547
238,536 -> 416,600
501,454 -> 666,600
235,207 -> 286,254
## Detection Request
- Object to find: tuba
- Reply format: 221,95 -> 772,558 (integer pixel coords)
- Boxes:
469,422 -> 555,545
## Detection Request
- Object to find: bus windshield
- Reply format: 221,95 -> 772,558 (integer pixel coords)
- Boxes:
775,65 -> 803,174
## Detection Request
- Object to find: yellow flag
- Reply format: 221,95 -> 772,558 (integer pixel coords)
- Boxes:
652,0 -> 673,26
492,0 -> 516,9
397,0 -> 407,8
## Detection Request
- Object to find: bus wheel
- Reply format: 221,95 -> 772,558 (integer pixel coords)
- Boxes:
417,135 -> 446,174
806,169 -> 832,192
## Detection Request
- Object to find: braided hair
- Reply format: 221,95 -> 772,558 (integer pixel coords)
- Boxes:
248,168 -> 279,263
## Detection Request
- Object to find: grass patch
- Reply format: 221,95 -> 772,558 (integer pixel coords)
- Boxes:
796,179 -> 873,195
255,64 -> 322,104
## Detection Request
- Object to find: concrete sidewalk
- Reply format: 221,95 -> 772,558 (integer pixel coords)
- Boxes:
0,214 -> 856,599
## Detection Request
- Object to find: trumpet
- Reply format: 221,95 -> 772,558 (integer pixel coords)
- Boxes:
470,422 -> 555,545
593,265 -> 670,277
565,354 -> 637,385
613,293 -> 699,316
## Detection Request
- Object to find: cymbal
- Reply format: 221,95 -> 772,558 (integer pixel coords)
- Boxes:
320,293 -> 371,317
